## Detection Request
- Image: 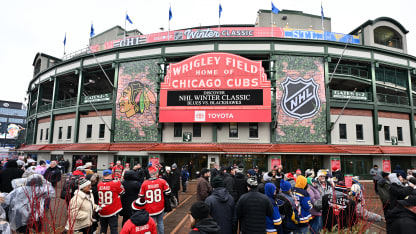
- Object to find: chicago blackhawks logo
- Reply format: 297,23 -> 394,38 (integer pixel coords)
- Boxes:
281,77 -> 320,120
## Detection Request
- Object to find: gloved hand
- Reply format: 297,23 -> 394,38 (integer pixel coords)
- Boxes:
95,204 -> 105,212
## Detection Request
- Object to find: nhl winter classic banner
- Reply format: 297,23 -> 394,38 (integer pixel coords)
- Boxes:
275,56 -> 327,143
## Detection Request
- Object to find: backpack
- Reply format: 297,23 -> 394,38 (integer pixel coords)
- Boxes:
60,175 -> 84,200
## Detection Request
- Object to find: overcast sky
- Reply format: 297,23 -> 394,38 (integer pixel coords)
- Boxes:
1,0 -> 415,104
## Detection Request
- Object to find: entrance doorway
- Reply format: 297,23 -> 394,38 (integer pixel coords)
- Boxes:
115,155 -> 149,169
391,156 -> 412,172
164,153 -> 208,179
72,155 -> 98,172
220,154 -> 267,172
341,155 -> 372,180
282,155 -> 323,175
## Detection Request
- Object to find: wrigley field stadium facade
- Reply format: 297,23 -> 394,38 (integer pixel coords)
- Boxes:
20,9 -> 416,179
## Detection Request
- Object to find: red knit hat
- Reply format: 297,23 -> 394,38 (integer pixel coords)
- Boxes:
148,166 -> 158,176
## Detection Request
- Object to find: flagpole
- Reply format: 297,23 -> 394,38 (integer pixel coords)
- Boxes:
64,33 -> 66,56
270,11 -> 273,37
124,11 -> 127,43
168,3 -> 171,41
218,0 -> 221,32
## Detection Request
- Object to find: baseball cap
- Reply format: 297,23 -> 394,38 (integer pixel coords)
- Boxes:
398,195 -> 416,207
103,169 -> 112,176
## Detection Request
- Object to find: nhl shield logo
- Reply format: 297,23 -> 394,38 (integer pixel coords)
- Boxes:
281,77 -> 320,120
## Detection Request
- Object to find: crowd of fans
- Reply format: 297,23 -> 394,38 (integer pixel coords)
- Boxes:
0,156 -> 416,233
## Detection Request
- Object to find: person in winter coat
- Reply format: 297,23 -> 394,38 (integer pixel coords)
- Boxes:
293,175 -> 313,234
278,180 -> 298,233
236,177 -> 273,234
121,198 -> 157,234
43,161 -> 62,187
316,170 -> 333,195
121,170 -> 141,225
388,173 -> 416,211
171,163 -> 181,203
307,177 -> 322,234
181,166 -> 190,192
189,201 -> 221,234
370,165 -> 382,193
205,176 -> 236,234
0,160 -> 24,193
234,166 -> 248,202
65,178 -> 99,234
197,168 -> 212,201
264,183 -> 283,234
3,174 -> 55,232
393,164 -> 406,179
133,163 -> 146,184
35,160 -> 47,175
377,172 -> 391,216
350,183 -> 382,223
318,183 -> 357,232
387,195 -> 416,234
220,166 -> 236,201
331,166 -> 344,183
258,172 -> 273,194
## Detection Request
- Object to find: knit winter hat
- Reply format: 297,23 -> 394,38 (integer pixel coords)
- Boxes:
190,201 -> 209,220
148,166 -> 158,177
263,172 -> 272,182
172,163 -> 177,169
247,177 -> 258,188
247,169 -> 256,176
307,177 -> 316,185
79,178 -> 91,190
280,180 -> 291,192
212,176 -> 224,188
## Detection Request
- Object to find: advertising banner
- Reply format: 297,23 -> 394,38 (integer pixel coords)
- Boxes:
383,157 -> 391,172
115,59 -> 159,141
344,174 -> 353,188
271,156 -> 282,168
89,27 -> 359,53
159,52 -> 271,122
275,56 -> 327,143
149,155 -> 160,166
332,90 -> 368,101
331,157 -> 341,171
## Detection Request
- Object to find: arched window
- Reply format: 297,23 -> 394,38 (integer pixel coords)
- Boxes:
374,26 -> 403,49
34,59 -> 41,75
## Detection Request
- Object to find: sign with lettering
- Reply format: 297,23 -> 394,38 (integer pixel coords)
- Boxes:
82,93 -> 111,104
89,27 -> 360,53
275,56 -> 327,143
332,90 -> 368,101
159,52 -> 271,122
383,157 -> 391,172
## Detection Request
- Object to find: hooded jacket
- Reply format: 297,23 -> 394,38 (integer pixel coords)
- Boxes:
120,209 -> 157,234
265,183 -> 282,233
121,170 -> 141,217
306,181 -> 322,216
293,175 -> 313,224
387,205 -> 416,234
221,173 -> 236,201
388,173 -> 415,210
377,177 -> 391,203
189,217 -> 221,234
204,187 -> 236,234
321,189 -> 357,231
234,172 -> 248,202
65,189 -> 97,231
0,160 -> 24,193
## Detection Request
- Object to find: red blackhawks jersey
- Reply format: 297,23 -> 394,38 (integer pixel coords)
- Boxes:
112,165 -> 124,180
97,179 -> 125,217
120,216 -> 157,234
137,178 -> 171,216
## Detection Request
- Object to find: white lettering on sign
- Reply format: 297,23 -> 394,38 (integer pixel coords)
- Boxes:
208,113 -> 234,119
173,56 -> 221,75
225,57 -> 258,73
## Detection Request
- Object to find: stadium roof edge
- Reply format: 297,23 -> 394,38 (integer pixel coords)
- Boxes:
349,17 -> 409,35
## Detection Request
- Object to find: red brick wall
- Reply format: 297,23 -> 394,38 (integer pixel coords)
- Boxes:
55,113 -> 76,121
330,108 -> 372,116
80,110 -> 112,118
378,111 -> 409,120
38,117 -> 51,123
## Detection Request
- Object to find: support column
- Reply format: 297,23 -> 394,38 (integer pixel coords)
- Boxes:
32,85 -> 42,144
48,78 -> 59,144
110,63 -> 119,143
324,56 -> 331,144
407,69 -> 415,146
371,62 -> 380,145
74,69 -> 84,143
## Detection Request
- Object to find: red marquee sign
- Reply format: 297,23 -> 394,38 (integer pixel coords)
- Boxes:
159,53 -> 271,122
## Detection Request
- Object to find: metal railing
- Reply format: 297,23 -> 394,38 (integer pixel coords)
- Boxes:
63,47 -> 89,61
54,97 -> 78,109
329,64 -> 369,79
28,108 -> 36,116
377,93 -> 409,105
37,103 -> 52,113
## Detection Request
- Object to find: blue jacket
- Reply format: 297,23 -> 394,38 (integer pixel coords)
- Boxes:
265,183 -> 282,233
293,175 -> 313,225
